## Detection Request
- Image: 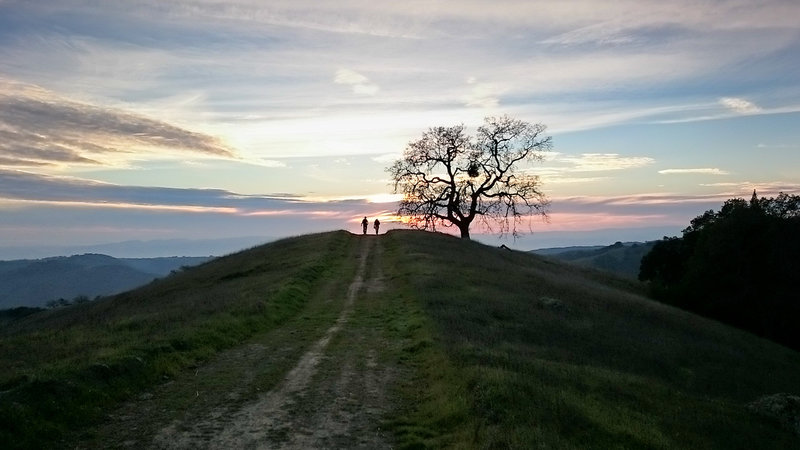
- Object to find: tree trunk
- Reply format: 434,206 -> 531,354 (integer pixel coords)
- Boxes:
459,225 -> 471,240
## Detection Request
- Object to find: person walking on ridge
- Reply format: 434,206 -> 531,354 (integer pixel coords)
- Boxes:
373,218 -> 380,235
361,216 -> 369,235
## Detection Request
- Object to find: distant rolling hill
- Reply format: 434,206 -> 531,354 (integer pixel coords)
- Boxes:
2,231 -> 799,448
0,254 -> 211,309
533,240 -> 657,278
0,236 -> 274,259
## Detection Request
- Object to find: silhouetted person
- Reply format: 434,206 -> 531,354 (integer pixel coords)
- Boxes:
361,216 -> 368,235
373,218 -> 380,235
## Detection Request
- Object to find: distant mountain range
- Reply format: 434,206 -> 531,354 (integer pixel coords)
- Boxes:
0,254 -> 212,309
532,241 -> 657,279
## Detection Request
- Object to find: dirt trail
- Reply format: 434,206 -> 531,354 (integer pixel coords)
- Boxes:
151,236 -> 391,449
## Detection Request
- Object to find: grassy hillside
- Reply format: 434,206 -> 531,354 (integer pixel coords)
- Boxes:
0,231 -> 355,448
379,231 -> 800,448
2,230 -> 799,448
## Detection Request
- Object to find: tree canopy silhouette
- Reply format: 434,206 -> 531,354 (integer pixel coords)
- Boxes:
387,115 -> 551,239
639,191 -> 800,350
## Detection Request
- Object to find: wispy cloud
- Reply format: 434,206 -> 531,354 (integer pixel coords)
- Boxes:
49,1 -> 797,40
541,21 -> 647,47
0,1 -> 797,249
658,168 -> 729,175
0,80 -> 235,168
255,159 -> 288,168
558,153 -> 655,172
0,169 -> 400,247
545,176 -> 610,184
371,153 -> 401,164
0,169 -> 395,217
697,181 -> 800,194
538,192 -> 736,231
464,77 -> 503,108
719,97 -> 762,114
335,69 -> 379,96
2,0 -> 796,157
756,143 -> 798,149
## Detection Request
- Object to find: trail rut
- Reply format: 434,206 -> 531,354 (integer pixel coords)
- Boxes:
151,236 -> 391,449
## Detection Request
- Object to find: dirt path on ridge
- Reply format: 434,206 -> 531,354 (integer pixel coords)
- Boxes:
146,235 -> 393,449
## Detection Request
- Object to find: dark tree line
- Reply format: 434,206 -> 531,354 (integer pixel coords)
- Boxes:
640,191 -> 800,350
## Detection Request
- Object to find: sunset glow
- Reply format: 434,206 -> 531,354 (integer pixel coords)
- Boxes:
1,1 -> 799,255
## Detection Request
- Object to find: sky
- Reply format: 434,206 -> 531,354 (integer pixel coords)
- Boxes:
1,0 -> 799,257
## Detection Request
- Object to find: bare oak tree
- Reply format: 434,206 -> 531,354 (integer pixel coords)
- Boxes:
387,115 -> 551,239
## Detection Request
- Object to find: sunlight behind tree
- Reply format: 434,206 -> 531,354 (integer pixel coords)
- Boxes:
387,115 -> 552,239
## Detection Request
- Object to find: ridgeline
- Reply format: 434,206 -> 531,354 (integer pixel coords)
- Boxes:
2,230 -> 799,448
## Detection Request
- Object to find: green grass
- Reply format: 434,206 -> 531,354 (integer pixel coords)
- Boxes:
0,231 -> 353,449
380,230 -> 800,449
3,229 -> 800,449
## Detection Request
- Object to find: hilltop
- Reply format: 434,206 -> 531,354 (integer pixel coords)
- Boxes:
1,230 -> 799,448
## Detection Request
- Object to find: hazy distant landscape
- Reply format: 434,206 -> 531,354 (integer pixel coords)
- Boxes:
532,241 -> 657,279
0,236 -> 274,260
0,254 -> 211,309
